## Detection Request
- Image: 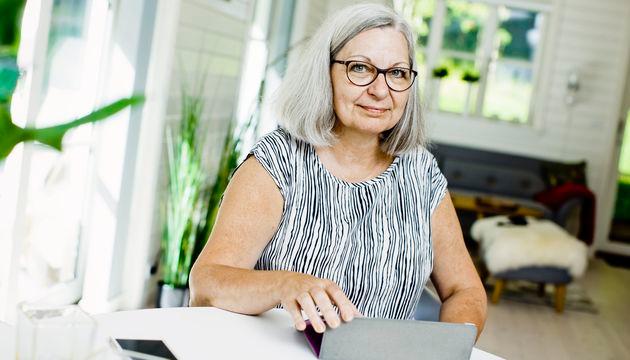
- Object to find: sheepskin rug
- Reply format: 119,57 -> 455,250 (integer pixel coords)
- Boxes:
471,216 -> 588,278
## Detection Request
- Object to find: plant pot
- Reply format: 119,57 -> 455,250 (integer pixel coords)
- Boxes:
157,282 -> 189,308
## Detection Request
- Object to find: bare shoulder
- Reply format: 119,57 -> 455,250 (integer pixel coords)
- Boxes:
197,155 -> 284,268
229,155 -> 284,200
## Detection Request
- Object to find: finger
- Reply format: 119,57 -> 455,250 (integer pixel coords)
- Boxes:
283,299 -> 306,331
296,292 -> 326,333
310,287 -> 340,328
326,284 -> 358,322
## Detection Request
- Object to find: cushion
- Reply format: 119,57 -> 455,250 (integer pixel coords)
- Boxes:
494,266 -> 572,284
471,216 -> 588,278
442,159 -> 546,198
541,160 -> 587,187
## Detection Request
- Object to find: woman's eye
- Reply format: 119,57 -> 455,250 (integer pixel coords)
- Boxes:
349,63 -> 368,73
390,69 -> 408,79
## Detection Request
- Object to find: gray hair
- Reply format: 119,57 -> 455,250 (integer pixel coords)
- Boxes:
275,3 -> 424,155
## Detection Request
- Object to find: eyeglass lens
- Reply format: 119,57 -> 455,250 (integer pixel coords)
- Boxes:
346,61 -> 414,91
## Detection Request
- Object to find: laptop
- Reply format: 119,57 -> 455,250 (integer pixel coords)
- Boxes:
303,317 -> 477,360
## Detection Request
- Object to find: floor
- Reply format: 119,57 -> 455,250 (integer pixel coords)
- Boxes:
476,259 -> 630,360
609,219 -> 630,244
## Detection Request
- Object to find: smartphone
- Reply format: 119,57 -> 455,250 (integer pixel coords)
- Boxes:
110,338 -> 178,360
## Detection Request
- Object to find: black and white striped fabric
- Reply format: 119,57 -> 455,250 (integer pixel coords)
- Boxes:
248,128 -> 448,319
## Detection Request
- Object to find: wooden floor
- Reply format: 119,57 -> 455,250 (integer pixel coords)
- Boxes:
476,259 -> 630,360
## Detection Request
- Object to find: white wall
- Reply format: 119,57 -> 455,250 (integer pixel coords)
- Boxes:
291,0 -> 390,45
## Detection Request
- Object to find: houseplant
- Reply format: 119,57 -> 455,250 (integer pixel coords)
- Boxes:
159,76 -> 208,307
429,65 -> 449,111
167,43 -> 300,297
461,69 -> 480,117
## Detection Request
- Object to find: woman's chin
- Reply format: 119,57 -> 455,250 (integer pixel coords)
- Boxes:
359,119 -> 397,134
349,125 -> 393,137
335,116 -> 397,137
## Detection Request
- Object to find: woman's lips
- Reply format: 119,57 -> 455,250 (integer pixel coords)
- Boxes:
358,105 -> 388,114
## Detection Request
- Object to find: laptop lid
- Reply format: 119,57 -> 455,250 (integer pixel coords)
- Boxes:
305,318 -> 477,360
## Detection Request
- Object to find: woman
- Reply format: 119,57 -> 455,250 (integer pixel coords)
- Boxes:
189,3 -> 487,336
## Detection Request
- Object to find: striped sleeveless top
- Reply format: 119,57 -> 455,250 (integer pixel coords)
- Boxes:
248,128 -> 448,319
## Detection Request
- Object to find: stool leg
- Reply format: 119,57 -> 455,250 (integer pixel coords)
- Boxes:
537,283 -> 546,297
554,284 -> 567,313
491,279 -> 505,304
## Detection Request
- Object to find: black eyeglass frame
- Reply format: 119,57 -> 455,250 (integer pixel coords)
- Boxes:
332,59 -> 418,92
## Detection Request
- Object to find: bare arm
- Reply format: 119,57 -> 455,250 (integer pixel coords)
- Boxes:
189,156 -> 358,333
430,191 -> 487,339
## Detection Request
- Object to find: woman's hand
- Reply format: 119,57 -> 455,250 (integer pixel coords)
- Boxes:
279,272 -> 361,333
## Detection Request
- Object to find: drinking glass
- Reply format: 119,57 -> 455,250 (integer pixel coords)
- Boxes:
16,303 -> 96,359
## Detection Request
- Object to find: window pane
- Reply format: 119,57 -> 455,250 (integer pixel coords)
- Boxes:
496,7 -> 540,61
407,0 -> 435,91
482,62 -> 532,123
442,0 -> 489,54
415,49 -> 429,91
19,0 -> 91,303
482,7 -> 542,123
39,0 -> 89,127
437,57 -> 478,114
408,0 -> 435,47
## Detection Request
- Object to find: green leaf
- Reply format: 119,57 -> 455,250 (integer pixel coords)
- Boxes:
432,66 -> 449,78
461,70 -> 480,83
0,0 -> 24,52
0,55 -> 18,102
33,95 -> 144,149
0,104 -> 24,159
0,95 -> 143,160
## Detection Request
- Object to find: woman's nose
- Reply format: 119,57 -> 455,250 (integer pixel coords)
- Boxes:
367,73 -> 389,98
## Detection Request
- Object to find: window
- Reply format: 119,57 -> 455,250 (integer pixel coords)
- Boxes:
399,0 -> 547,124
16,0 -> 96,305
0,0 -> 125,321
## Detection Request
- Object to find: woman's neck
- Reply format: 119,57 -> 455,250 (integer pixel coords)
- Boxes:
313,124 -> 394,183
328,124 -> 390,166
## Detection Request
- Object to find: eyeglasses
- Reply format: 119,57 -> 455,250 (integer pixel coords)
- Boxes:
332,60 -> 417,92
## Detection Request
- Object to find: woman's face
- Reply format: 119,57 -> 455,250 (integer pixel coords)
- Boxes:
331,27 -> 411,137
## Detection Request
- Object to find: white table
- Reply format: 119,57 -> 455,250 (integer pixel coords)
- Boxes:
1,307 -> 503,359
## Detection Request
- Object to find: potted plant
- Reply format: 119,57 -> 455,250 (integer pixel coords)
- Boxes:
429,65 -> 449,111
159,80 -> 207,307
461,69 -> 480,117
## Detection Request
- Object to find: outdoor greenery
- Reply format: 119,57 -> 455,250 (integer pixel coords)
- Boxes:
442,1 -> 487,53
